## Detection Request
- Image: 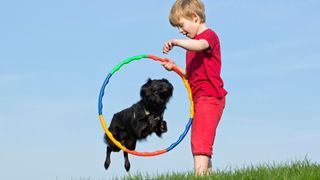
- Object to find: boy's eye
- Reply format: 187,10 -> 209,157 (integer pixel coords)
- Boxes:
176,23 -> 183,28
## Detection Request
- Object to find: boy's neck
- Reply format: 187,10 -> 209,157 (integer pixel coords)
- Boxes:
197,23 -> 208,35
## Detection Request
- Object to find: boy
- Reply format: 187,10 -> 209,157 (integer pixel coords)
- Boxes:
162,0 -> 227,176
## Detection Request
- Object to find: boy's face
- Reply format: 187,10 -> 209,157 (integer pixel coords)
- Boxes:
176,16 -> 200,39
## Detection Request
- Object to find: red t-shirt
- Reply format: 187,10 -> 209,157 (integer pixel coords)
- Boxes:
186,29 -> 227,101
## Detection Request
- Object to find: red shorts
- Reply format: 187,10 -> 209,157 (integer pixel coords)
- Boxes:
191,96 -> 226,158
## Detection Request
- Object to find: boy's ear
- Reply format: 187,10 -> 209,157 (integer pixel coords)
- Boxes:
192,13 -> 199,23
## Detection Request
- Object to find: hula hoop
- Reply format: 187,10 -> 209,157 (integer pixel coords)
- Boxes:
98,54 -> 194,156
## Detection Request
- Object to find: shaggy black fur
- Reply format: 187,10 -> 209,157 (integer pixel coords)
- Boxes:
104,78 -> 173,171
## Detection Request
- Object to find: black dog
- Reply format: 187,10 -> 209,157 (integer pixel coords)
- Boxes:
104,78 -> 173,171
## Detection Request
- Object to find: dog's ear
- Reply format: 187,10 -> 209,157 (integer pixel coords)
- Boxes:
140,78 -> 152,98
162,78 -> 173,90
162,78 -> 174,97
168,80 -> 174,94
146,78 -> 152,83
161,78 -> 169,83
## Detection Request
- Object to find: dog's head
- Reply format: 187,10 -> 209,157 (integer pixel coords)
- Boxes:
140,78 -> 173,113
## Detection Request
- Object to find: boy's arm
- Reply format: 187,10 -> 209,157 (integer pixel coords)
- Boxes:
163,38 -> 209,53
174,66 -> 186,77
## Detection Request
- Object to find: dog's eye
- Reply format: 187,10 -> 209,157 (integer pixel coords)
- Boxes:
160,91 -> 168,97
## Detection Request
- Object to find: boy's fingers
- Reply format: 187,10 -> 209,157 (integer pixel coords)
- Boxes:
163,49 -> 168,54
161,61 -> 174,71
163,45 -> 170,54
163,40 -> 175,54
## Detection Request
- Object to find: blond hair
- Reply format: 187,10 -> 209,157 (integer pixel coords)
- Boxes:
169,0 -> 206,27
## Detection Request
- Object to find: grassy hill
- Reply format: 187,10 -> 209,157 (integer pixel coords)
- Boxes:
120,159 -> 320,180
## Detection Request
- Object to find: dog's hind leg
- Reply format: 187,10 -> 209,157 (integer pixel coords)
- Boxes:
123,151 -> 130,171
104,146 -> 112,170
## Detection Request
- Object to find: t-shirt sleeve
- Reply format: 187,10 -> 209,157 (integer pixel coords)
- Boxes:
198,30 -> 219,54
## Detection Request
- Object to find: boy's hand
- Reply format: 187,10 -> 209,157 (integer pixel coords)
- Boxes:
161,59 -> 176,71
163,39 -> 177,54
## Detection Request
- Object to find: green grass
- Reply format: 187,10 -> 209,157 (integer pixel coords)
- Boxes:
119,159 -> 320,180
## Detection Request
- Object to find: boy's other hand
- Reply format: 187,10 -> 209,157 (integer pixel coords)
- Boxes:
163,39 -> 177,54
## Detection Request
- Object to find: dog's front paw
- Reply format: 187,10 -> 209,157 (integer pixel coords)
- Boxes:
160,121 -> 167,133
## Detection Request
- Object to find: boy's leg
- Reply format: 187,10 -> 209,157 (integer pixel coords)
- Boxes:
194,155 -> 210,176
192,96 -> 225,176
207,158 -> 212,174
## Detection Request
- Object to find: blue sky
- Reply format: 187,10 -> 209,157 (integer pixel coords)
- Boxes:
1,0 -> 320,179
